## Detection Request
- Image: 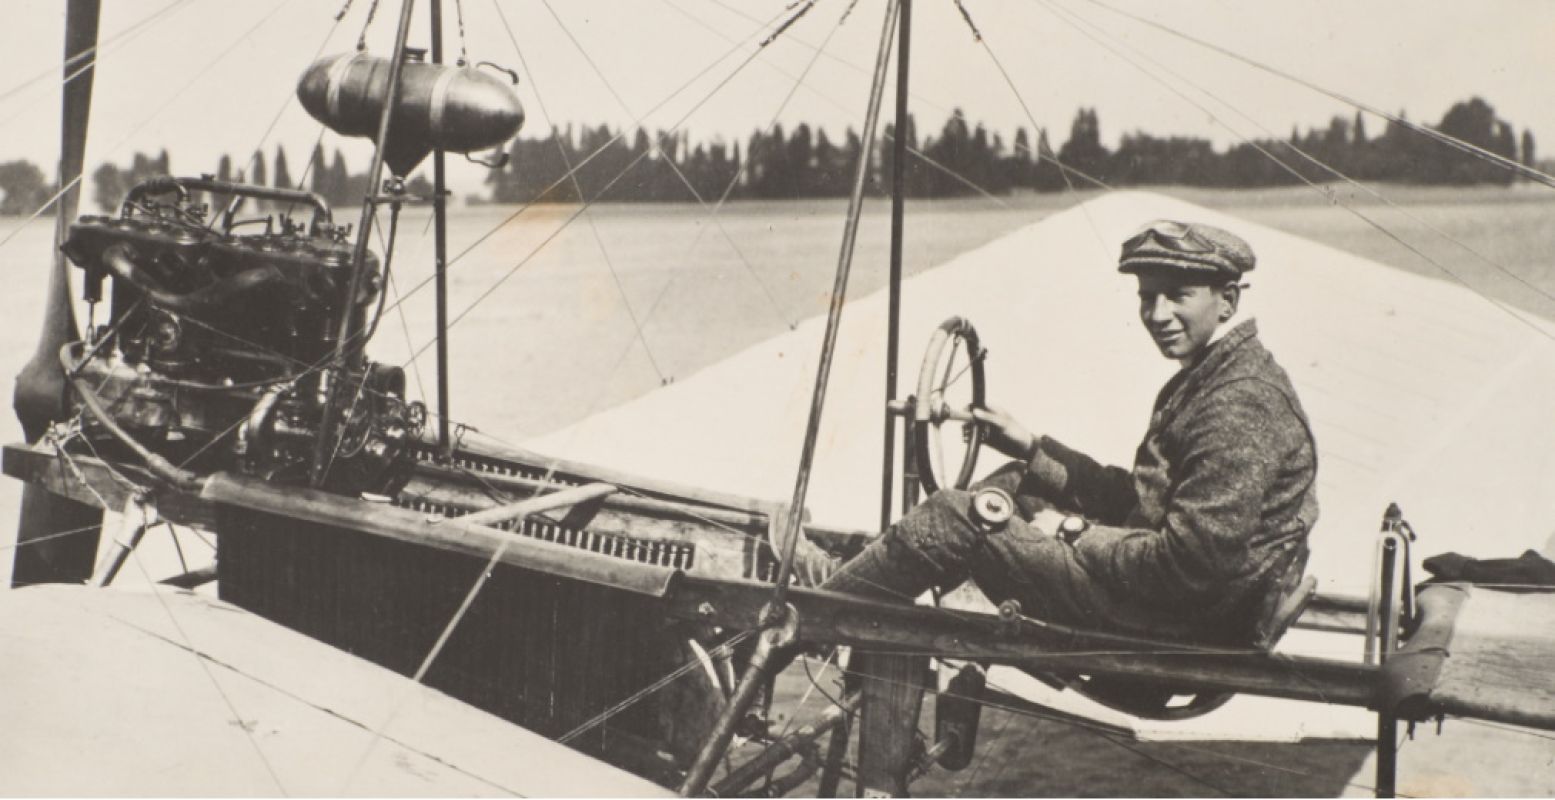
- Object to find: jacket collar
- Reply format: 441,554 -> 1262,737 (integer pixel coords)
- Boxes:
1154,319 -> 1260,416
1184,318 -> 1258,375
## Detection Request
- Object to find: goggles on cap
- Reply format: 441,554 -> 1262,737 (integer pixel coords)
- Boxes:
1121,221 -> 1217,256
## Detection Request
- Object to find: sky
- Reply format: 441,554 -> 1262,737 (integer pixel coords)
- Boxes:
2,0 -> 1552,193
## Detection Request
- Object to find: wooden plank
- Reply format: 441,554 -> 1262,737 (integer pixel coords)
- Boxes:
856,653 -> 928,797
1430,587 -> 1555,731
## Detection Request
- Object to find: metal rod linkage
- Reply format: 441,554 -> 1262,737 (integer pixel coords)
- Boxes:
430,0 -> 452,454
880,0 -> 913,533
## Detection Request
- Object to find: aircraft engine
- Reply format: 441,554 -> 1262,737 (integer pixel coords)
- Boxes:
59,176 -> 424,495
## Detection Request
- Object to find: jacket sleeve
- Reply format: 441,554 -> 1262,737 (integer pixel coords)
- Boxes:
1067,380 -> 1297,605
1025,435 -> 1138,526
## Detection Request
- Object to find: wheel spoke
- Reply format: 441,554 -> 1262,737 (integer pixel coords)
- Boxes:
936,335 -> 963,394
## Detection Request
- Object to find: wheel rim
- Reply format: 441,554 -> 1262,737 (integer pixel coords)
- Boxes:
913,316 -> 987,494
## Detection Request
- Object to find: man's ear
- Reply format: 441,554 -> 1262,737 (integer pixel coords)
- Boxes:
1218,281 -> 1242,321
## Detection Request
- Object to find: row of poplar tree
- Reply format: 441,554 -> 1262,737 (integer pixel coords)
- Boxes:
84,144 -> 390,215
484,96 -> 1539,203
0,96 -> 1539,217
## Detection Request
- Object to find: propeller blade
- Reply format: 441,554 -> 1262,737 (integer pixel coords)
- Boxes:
11,0 -> 105,587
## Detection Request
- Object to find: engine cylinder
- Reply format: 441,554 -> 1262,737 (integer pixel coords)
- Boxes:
297,52 -> 525,175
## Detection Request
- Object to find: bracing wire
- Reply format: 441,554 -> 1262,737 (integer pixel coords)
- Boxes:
1041,0 -> 1555,316
1074,0 -> 1555,192
0,0 -> 303,253
536,0 -> 799,335
45,442 -> 289,795
1029,0 -> 1555,350
365,1 -> 797,341
397,3 -> 808,369
0,0 -> 187,111
501,1 -> 670,383
673,0 -> 1073,208
336,4 -> 851,768
956,0 -> 1112,260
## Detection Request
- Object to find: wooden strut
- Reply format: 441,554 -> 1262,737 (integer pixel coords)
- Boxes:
445,482 -> 616,528
770,0 -> 903,609
678,605 -> 800,796
694,3 -> 901,794
429,0 -> 453,454
1372,505 -> 1405,799
310,0 -> 419,486
90,495 -> 157,587
711,692 -> 859,797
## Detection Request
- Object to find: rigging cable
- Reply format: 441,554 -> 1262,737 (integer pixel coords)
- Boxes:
342,5 -> 848,764
1041,0 -> 1555,316
353,0 -> 383,51
498,1 -> 669,383
397,2 -> 815,368
1028,0 -> 1555,350
370,1 -> 798,333
0,0 -> 304,253
225,7 -> 349,231
0,0 -> 187,112
535,0 -> 800,335
1074,0 -> 1555,192
673,0 -> 1085,208
45,442 -> 289,795
956,0 -> 1112,259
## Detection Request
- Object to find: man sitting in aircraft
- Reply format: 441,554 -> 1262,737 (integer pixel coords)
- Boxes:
816,220 -> 1319,645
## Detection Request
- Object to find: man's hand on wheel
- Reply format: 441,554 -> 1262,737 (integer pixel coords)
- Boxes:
971,406 -> 1038,461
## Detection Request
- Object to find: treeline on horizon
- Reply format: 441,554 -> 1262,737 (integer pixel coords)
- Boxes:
485,96 -> 1540,204
0,96 -> 1542,217
0,144 -> 418,218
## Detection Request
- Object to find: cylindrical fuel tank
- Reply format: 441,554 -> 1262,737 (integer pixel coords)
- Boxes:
297,52 -> 525,176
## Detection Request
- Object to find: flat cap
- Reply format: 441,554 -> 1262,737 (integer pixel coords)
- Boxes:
1117,220 -> 1256,280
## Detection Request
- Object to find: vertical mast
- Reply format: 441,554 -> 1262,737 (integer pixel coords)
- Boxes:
880,0 -> 913,531
311,0 -> 419,485
771,0 -> 902,606
430,0 -> 452,453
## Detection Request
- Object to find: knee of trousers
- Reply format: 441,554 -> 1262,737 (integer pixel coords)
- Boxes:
885,489 -> 985,583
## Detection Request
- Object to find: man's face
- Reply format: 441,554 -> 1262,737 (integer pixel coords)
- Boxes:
1136,272 -> 1234,360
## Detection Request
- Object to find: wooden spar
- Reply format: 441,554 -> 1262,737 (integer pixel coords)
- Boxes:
670,577 -> 1379,710
311,0 -> 419,486
880,0 -> 913,532
772,0 -> 903,607
11,0 -> 105,586
430,0 -> 452,453
8,442 -> 1387,712
448,482 -> 616,527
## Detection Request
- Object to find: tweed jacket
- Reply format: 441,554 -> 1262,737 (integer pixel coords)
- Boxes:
1026,320 -> 1318,639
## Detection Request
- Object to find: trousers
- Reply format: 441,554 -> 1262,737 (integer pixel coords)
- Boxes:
821,461 -> 1221,642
